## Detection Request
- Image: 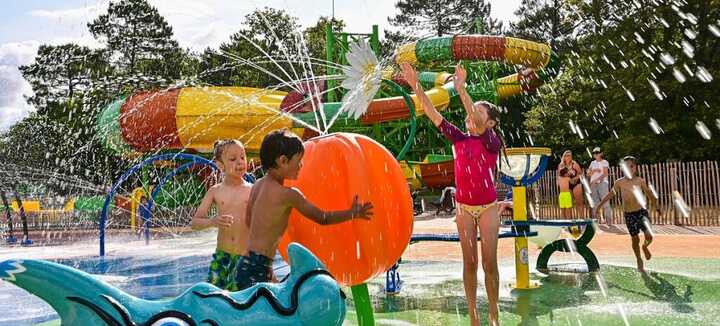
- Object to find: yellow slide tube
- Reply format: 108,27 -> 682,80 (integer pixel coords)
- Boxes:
175,87 -> 303,154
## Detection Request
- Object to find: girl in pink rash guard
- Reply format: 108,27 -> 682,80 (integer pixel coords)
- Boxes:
438,120 -> 502,207
401,63 -> 503,326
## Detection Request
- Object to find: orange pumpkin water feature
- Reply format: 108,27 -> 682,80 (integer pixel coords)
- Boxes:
278,133 -> 414,286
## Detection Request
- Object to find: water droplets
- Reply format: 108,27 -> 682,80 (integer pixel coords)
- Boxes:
648,183 -> 659,201
672,191 -> 691,218
642,218 -> 655,238
624,88 -> 635,102
617,303 -> 631,326
659,17 -> 670,28
569,120 -> 585,139
595,274 -> 609,298
672,67 -> 687,83
659,53 -> 675,65
620,160 -> 634,179
647,79 -> 664,100
695,121 -> 712,139
681,40 -> 694,58
683,29 -> 697,40
630,185 -> 647,209
709,24 -> 720,37
564,237 -> 578,255
685,13 -> 698,25
696,66 -> 713,83
648,118 -> 664,135
634,32 -> 645,44
683,63 -> 695,77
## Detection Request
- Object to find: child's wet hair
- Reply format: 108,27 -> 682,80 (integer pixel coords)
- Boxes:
622,156 -> 639,176
623,155 -> 637,165
474,100 -> 507,164
260,129 -> 304,170
212,139 -> 244,161
559,167 -> 569,177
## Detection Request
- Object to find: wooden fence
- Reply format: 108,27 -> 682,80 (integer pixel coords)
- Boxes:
510,161 -> 720,226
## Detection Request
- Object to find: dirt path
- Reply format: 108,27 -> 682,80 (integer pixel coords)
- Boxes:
405,215 -> 720,261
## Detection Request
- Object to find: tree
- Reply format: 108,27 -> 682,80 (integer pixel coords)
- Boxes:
459,0 -> 503,34
16,43 -> 118,183
523,0 -> 720,165
0,112 -> 121,186
388,0 -> 502,37
19,44 -> 105,115
510,0 -> 579,52
303,17 -> 346,63
87,0 -> 183,89
200,7 -> 303,88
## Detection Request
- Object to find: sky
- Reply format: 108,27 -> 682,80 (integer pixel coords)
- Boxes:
0,0 -> 522,131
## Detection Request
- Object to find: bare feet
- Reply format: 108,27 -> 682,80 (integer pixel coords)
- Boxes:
642,244 -> 652,260
637,259 -> 646,273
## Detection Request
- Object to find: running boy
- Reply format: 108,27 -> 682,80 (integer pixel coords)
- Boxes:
595,156 -> 660,273
236,129 -> 373,290
191,139 -> 253,291
401,63 -> 503,326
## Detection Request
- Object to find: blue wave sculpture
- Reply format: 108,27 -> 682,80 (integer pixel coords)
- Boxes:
0,243 -> 346,325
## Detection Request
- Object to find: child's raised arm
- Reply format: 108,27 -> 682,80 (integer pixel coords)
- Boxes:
453,64 -> 475,116
287,189 -> 373,225
400,63 -> 444,127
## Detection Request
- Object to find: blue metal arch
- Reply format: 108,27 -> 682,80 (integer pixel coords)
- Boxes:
142,161 -> 218,244
99,153 -> 217,256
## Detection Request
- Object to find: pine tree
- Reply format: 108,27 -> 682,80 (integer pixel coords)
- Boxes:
19,44 -> 103,115
388,0 -> 502,37
201,7 -> 302,88
510,0 -> 579,51
87,0 -> 182,89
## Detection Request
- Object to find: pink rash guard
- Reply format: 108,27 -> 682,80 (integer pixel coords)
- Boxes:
438,119 -> 502,206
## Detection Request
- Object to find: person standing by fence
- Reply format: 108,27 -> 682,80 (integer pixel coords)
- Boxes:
558,150 -> 585,217
588,147 -> 612,223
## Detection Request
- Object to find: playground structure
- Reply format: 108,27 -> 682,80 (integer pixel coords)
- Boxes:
95,28 -> 559,190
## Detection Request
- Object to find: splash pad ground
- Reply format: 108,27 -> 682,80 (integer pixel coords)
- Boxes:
3,214 -> 720,326
341,215 -> 720,325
